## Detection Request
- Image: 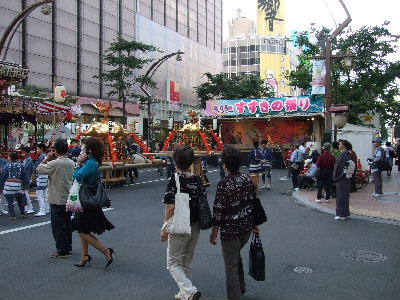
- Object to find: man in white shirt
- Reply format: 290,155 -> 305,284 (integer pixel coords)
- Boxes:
297,159 -> 317,190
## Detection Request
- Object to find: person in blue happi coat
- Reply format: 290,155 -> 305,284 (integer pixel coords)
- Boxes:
21,147 -> 34,214
248,140 -> 262,190
260,139 -> 274,190
0,152 -> 29,220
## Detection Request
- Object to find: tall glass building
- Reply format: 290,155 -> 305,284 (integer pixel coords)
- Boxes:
0,0 -> 222,124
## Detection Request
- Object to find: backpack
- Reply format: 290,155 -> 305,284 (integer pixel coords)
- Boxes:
344,160 -> 355,178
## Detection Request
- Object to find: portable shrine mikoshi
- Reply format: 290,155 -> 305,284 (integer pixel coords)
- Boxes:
143,111 -> 225,184
75,102 -> 161,187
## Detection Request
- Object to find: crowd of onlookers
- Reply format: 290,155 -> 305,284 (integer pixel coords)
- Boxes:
283,138 -> 400,219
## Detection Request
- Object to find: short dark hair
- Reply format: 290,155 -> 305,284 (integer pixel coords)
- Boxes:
54,139 -> 69,155
9,152 -> 18,161
340,140 -> 351,150
81,137 -> 105,163
37,143 -> 46,151
173,146 -> 194,171
221,146 -> 241,173
21,147 -> 30,154
253,140 -> 259,148
332,141 -> 339,149
348,142 -> 353,151
261,139 -> 267,145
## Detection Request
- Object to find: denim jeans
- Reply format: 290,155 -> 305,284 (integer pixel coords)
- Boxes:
50,204 -> 72,255
5,194 -> 25,217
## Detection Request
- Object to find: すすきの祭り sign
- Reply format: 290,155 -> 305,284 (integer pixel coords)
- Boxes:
204,96 -> 323,117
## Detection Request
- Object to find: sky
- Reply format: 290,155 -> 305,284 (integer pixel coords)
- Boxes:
223,0 -> 400,43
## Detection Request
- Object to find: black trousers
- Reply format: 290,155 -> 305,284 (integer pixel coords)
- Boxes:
317,169 -> 333,200
50,204 -> 72,255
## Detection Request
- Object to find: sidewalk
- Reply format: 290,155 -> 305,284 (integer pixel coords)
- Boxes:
293,171 -> 400,225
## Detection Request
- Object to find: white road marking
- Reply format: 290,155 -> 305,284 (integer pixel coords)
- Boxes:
0,208 -> 114,235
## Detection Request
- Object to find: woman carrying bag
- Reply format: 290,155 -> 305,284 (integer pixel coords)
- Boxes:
161,146 -> 206,300
210,146 -> 260,300
72,137 -> 115,268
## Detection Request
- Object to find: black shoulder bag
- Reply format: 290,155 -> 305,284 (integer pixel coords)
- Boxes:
249,232 -> 266,281
253,187 -> 267,226
79,174 -> 111,211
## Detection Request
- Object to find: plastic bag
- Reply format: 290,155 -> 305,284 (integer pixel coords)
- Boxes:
66,179 -> 83,213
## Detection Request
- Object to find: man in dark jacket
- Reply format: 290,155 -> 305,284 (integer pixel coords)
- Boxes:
333,140 -> 352,220
370,138 -> 386,197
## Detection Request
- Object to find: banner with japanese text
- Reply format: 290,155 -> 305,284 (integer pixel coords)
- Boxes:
204,96 -> 324,117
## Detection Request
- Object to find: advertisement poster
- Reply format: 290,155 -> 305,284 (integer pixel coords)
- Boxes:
221,119 -> 313,146
311,60 -> 326,95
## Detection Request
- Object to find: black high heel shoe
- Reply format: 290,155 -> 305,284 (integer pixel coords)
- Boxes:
103,248 -> 115,268
74,255 -> 92,267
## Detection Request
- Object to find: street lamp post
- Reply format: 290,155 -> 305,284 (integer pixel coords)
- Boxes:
0,0 -> 54,60
140,50 -> 184,143
309,0 -> 353,140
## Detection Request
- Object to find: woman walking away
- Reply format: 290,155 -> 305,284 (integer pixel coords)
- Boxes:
161,146 -> 205,300
333,140 -> 352,220
72,137 -> 115,268
210,146 -> 258,300
316,143 -> 335,203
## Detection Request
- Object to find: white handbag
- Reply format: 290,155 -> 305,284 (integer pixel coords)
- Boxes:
161,173 -> 191,235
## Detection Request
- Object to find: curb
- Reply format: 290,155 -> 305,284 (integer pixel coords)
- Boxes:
292,191 -> 400,226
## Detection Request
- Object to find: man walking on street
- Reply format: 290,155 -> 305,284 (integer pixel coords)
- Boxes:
370,138 -> 386,197
37,139 -> 75,258
260,140 -> 274,189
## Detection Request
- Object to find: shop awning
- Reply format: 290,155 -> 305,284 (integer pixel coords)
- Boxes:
35,101 -> 70,115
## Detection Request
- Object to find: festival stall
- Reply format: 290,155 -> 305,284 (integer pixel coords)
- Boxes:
203,96 -> 325,166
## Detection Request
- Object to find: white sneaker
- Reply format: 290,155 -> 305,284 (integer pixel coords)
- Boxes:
334,216 -> 348,220
261,185 -> 267,189
315,199 -> 322,203
294,188 -> 299,191
0,209 -> 8,215
34,212 -> 46,217
372,193 -> 384,197
25,209 -> 34,214
325,199 -> 330,203
266,184 -> 271,190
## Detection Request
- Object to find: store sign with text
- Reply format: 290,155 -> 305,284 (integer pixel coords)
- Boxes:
204,96 -> 324,116
168,80 -> 180,111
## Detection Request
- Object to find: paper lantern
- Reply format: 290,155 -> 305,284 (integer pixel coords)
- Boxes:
54,84 -> 66,102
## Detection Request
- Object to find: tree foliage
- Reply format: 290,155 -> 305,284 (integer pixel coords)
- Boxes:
286,25 -> 400,125
195,73 -> 275,108
95,36 -> 160,105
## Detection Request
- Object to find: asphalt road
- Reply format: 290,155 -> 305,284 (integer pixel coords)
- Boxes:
0,167 -> 399,300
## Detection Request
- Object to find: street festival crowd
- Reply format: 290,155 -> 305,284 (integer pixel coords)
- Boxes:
0,136 -> 399,300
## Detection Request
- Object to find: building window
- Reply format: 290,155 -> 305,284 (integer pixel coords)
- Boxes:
229,46 -> 237,53
239,46 -> 247,53
230,60 -> 237,66
239,59 -> 248,65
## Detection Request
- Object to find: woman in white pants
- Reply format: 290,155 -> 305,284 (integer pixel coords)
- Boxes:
33,143 -> 49,216
161,146 -> 205,300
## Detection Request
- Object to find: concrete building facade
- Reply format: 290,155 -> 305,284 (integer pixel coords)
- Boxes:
223,0 -> 299,97
0,0 -> 222,124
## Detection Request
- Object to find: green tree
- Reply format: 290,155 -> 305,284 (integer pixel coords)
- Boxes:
286,25 -> 400,125
195,73 -> 275,108
95,36 -> 160,125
